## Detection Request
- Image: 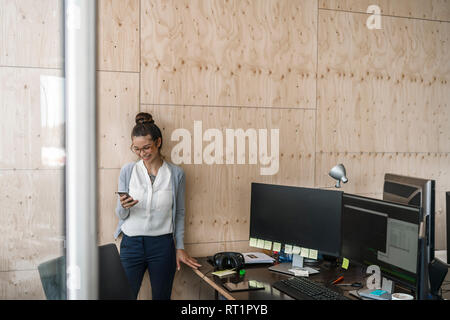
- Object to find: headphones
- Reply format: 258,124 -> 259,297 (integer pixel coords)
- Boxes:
213,252 -> 245,271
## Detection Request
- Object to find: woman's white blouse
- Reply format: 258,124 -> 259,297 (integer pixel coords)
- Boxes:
121,160 -> 173,236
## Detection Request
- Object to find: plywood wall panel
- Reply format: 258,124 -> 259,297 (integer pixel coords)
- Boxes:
318,11 -> 450,78
141,104 -> 316,244
319,0 -> 450,22
0,270 -> 45,299
317,10 -> 450,153
0,170 -> 64,272
98,0 -> 140,72
97,71 -> 140,169
435,191 -> 448,250
141,0 -> 317,108
98,168 -> 122,246
315,152 -> 448,194
0,67 -> 64,170
0,0 -> 63,68
437,81 -> 450,152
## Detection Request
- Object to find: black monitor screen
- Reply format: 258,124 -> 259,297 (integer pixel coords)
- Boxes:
249,183 -> 343,257
342,194 -> 421,290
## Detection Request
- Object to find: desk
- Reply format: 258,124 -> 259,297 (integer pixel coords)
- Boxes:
193,257 -> 370,300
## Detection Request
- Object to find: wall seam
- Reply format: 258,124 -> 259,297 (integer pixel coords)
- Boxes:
318,7 -> 450,24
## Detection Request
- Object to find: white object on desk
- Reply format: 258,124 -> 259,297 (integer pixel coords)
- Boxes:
288,268 -> 309,277
391,293 -> 414,300
269,262 -> 319,276
243,252 -> 275,264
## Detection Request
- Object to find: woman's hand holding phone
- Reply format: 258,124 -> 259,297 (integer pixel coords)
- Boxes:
117,192 -> 139,209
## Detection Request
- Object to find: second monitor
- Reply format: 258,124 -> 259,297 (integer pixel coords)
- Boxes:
249,183 -> 343,257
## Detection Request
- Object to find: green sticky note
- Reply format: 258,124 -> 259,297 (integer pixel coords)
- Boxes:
256,239 -> 265,249
285,245 -> 293,254
292,246 -> 301,255
273,242 -> 282,252
249,238 -> 257,247
308,249 -> 318,260
300,247 -> 309,258
342,258 -> 349,270
264,240 -> 272,250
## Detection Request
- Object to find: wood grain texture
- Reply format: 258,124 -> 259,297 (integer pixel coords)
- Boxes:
98,0 -> 140,72
317,10 -> 450,153
141,0 -> 317,108
0,170 -> 64,272
97,71 -> 140,169
319,0 -> 450,22
435,191 -> 448,250
315,152 -> 449,195
141,104 -> 315,244
0,0 -> 63,68
0,270 -> 45,299
98,169 -> 122,246
0,67 -> 64,169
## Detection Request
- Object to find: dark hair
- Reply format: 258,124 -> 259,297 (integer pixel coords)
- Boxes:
131,112 -> 163,150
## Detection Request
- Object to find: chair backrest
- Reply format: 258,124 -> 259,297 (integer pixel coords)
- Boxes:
98,243 -> 134,300
37,255 -> 66,300
38,243 -> 134,300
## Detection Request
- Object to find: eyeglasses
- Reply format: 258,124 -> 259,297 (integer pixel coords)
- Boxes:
130,143 -> 154,154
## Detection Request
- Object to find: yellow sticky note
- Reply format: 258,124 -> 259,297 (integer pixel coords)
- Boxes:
308,249 -> 318,260
212,269 -> 236,278
256,239 -> 265,249
292,246 -> 301,255
273,242 -> 282,252
285,245 -> 293,254
249,238 -> 257,247
264,240 -> 272,250
342,258 -> 349,270
300,248 -> 309,258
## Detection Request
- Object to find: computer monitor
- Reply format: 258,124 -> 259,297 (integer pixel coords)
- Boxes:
383,173 -> 435,261
249,183 -> 343,257
342,193 -> 422,291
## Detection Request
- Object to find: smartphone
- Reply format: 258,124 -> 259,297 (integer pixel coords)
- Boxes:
115,191 -> 130,198
223,280 -> 265,292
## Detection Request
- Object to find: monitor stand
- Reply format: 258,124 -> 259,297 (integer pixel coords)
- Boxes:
269,254 -> 319,276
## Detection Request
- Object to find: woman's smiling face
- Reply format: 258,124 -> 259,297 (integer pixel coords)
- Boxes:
131,135 -> 161,161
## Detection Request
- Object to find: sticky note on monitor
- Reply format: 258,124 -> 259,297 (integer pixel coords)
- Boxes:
308,249 -> 318,260
256,239 -> 265,249
285,245 -> 293,254
264,240 -> 272,250
300,247 -> 309,258
342,258 -> 349,270
272,242 -> 282,252
249,238 -> 257,248
292,246 -> 301,255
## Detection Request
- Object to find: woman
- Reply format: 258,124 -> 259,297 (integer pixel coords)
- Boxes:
114,112 -> 201,300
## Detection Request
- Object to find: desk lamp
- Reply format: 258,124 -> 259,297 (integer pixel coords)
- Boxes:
329,164 -> 348,188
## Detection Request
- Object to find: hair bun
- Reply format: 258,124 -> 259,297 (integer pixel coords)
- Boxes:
135,112 -> 155,125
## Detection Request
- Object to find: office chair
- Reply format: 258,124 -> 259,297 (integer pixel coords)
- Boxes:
38,243 -> 134,300
37,255 -> 66,300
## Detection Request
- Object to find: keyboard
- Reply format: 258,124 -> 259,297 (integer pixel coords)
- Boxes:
273,277 -> 351,300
